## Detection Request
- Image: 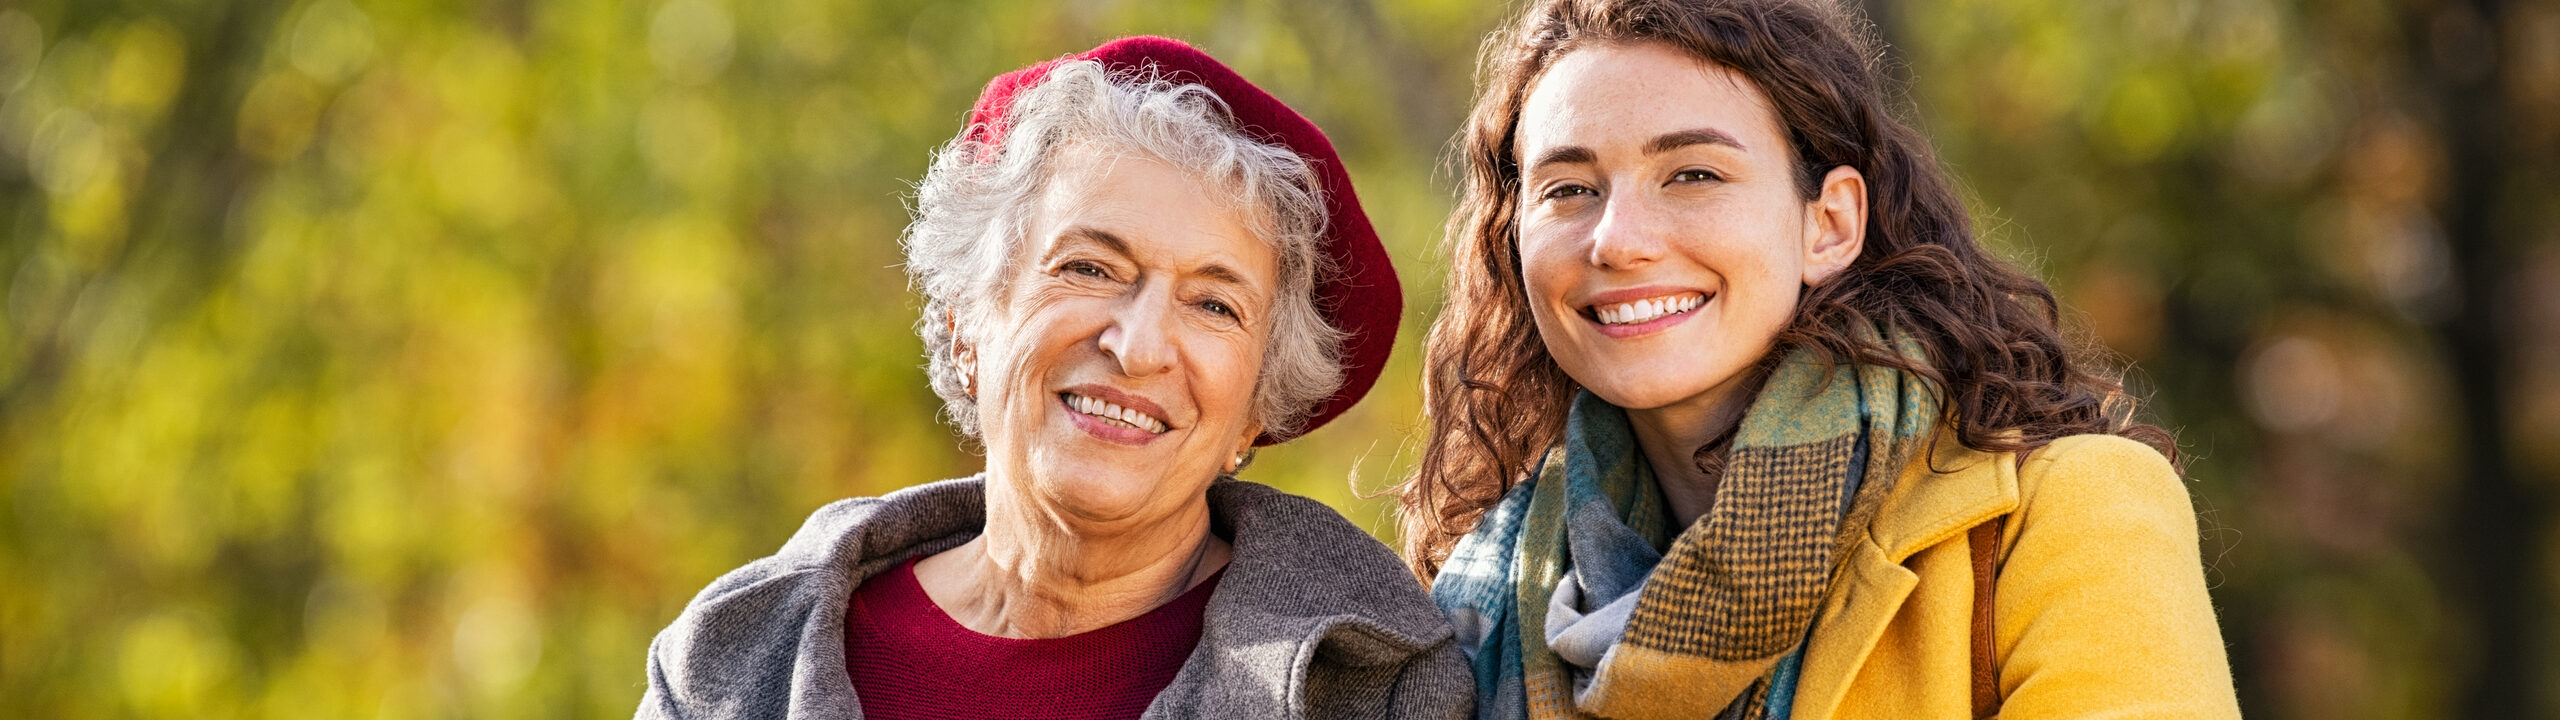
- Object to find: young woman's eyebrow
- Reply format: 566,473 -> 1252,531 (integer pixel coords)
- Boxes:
1526,129 -> 1740,175
1643,128 -> 1746,155
1527,145 -> 1597,174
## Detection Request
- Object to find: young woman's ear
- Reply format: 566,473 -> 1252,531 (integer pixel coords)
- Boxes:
1801,165 -> 1868,287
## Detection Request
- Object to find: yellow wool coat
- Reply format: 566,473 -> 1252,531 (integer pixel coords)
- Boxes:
1790,433 -> 2240,719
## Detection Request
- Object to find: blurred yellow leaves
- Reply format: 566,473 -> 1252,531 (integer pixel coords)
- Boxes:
450,568 -> 544,701
429,126 -> 541,228
2096,71 -> 2189,163
116,609 -> 240,716
29,110 -> 104,195
239,71 -> 321,162
103,19 -> 183,118
288,0 -> 374,84
649,0 -> 734,85
637,91 -> 737,193
0,10 -> 41,94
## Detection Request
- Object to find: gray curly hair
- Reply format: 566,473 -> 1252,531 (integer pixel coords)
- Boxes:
902,60 -> 1346,441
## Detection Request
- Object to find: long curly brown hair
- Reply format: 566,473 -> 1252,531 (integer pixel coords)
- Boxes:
1400,0 -> 2177,579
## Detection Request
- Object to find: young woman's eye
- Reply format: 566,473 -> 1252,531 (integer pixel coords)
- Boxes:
1671,169 -> 1721,183
1541,183 -> 1595,201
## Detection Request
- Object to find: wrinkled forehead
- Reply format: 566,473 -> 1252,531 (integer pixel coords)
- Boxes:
1036,143 -> 1277,238
1048,141 -> 1275,226
1022,146 -> 1280,288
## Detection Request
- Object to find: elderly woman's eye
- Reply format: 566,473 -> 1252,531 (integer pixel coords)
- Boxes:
1061,261 -> 1109,279
1199,299 -> 1237,319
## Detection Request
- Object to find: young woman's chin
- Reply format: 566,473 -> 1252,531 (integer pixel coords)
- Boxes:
1576,361 -> 1753,412
1553,325 -> 1773,413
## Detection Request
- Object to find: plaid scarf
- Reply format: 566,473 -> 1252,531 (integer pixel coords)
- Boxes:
1434,336 -> 1941,720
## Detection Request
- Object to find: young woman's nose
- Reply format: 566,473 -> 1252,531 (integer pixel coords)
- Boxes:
1587,189 -> 1668,270
1096,281 -> 1178,378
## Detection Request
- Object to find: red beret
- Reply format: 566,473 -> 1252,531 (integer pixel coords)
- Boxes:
964,36 -> 1401,446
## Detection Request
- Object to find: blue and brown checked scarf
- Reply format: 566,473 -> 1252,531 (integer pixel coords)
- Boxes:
1434,336 -> 1942,720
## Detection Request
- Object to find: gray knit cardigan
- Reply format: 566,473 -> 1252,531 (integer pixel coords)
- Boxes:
636,476 -> 1473,719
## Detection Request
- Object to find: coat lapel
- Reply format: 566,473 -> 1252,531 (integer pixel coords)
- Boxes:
1789,440 -> 2019,720
1144,480 -> 1452,720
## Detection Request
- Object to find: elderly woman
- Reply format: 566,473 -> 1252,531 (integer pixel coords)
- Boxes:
637,38 -> 1468,719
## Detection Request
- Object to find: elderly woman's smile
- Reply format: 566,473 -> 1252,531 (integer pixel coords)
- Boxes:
1061,389 -> 1169,437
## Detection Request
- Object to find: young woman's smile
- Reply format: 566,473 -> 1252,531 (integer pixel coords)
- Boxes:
1577,286 -> 1713,338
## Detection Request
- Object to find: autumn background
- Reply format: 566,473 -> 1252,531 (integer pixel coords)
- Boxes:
3,0 -> 2557,717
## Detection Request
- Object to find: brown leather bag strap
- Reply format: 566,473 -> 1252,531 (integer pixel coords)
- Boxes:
1970,450 -> 2027,719
1968,514 -> 2006,719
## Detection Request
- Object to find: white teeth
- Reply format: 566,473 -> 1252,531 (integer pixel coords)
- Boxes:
1594,294 -> 1703,326
1065,393 -> 1166,434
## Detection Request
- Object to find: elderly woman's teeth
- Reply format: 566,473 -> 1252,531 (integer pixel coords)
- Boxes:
1595,294 -> 1704,325
1067,393 -> 1167,434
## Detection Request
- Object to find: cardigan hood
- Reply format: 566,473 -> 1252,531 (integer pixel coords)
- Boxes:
637,477 -> 1471,719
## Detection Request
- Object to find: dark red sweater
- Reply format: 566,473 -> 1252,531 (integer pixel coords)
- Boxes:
842,558 -> 1223,720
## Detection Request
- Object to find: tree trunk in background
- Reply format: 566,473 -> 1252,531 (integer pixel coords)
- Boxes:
2439,116 -> 2540,720
2424,0 -> 2544,716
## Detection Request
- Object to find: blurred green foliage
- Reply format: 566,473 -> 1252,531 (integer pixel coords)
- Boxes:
2,0 -> 2555,718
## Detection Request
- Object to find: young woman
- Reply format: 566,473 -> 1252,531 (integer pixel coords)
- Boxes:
1403,0 -> 2241,718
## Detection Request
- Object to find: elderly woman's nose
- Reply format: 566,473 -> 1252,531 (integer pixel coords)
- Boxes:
1096,286 -> 1179,377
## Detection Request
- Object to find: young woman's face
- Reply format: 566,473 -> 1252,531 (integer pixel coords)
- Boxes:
1512,41 -> 1859,415
970,148 -> 1274,528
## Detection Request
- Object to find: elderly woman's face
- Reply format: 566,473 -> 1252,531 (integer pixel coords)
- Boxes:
969,147 -> 1277,525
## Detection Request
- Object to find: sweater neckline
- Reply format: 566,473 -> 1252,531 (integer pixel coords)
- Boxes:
873,556 -> 1227,647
